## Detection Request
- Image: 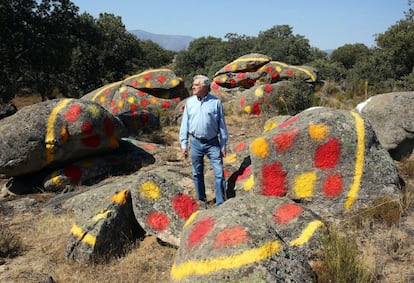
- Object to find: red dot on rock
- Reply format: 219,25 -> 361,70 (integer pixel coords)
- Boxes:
314,137 -> 341,170
187,217 -> 215,249
261,162 -> 287,196
273,203 -> 303,225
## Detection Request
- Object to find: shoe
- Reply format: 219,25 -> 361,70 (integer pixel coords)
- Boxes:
197,200 -> 207,209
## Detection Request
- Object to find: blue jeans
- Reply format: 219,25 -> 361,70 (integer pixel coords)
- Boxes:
190,137 -> 226,205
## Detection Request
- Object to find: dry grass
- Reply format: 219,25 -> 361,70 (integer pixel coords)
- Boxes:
1,96 -> 414,282
0,211 -> 176,282
12,95 -> 42,109
315,227 -> 377,283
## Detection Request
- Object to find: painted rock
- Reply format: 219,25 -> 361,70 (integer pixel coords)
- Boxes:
356,91 -> 414,160
0,98 -> 127,177
65,190 -> 144,263
132,166 -> 203,247
214,53 -> 271,76
249,107 -> 401,219
171,195 -> 322,282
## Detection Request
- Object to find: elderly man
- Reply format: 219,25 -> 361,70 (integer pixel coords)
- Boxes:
179,75 -> 228,206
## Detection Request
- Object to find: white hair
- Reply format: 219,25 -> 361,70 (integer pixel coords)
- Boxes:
193,75 -> 210,86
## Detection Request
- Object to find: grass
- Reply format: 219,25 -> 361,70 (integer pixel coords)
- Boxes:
315,227 -> 377,283
2,94 -> 414,282
348,196 -> 402,229
0,224 -> 22,259
0,211 -> 176,282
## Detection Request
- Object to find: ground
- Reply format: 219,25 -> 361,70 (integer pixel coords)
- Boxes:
0,111 -> 413,282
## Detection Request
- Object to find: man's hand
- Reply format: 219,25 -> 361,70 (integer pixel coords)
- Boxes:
182,148 -> 188,159
221,149 -> 226,157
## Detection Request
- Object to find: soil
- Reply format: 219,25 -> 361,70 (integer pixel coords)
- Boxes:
0,113 -> 413,282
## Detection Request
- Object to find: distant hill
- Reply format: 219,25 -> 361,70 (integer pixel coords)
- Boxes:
129,29 -> 194,52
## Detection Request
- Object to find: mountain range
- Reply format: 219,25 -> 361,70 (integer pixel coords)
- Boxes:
129,29 -> 194,52
129,29 -> 334,55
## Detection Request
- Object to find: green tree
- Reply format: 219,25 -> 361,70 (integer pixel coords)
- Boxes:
67,12 -> 147,97
94,13 -> 143,84
310,59 -> 347,82
376,16 -> 414,78
222,33 -> 256,61
30,0 -> 80,100
254,25 -> 312,65
347,48 -> 395,94
173,36 -> 224,82
330,43 -> 370,69
0,0 -> 38,102
138,40 -> 175,70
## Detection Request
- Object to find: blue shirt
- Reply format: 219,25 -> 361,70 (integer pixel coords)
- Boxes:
179,93 -> 228,150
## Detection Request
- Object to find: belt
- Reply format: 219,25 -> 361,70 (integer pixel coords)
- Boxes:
190,133 -> 214,143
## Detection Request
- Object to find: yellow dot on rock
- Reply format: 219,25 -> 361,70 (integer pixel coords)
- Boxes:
263,121 -> 277,132
243,175 -> 254,191
255,88 -> 264,97
251,137 -> 269,158
244,106 -> 251,114
88,105 -> 100,118
99,95 -> 106,104
117,100 -> 124,108
139,181 -> 161,200
127,96 -> 135,104
108,136 -> 119,149
60,126 -> 68,143
111,189 -> 129,205
224,153 -> 237,164
308,124 -> 328,141
80,160 -> 94,167
294,172 -> 317,198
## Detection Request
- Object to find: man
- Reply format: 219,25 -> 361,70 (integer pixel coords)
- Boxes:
179,75 -> 228,206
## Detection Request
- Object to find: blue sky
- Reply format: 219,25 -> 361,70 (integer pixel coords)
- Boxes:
71,0 -> 408,50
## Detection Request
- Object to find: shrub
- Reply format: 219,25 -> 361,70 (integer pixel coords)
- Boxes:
316,227 -> 377,283
267,79 -> 313,115
0,224 -> 22,258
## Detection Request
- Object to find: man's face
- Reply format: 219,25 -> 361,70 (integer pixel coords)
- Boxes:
192,79 -> 208,98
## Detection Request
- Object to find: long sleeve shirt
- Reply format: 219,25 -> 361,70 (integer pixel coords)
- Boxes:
179,93 -> 228,151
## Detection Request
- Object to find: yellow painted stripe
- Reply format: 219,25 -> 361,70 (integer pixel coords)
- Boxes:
111,189 -> 129,205
70,224 -> 96,246
170,240 -> 281,280
289,220 -> 324,246
123,68 -> 172,82
183,211 -> 199,228
92,210 -> 111,222
233,57 -> 269,63
290,66 -> 317,81
45,99 -> 72,163
345,112 -> 365,210
91,81 -> 122,102
273,61 -> 289,67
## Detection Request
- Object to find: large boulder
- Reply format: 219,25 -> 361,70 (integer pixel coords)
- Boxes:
355,92 -> 414,160
214,53 -> 271,76
0,99 -> 127,177
249,107 -> 401,220
65,190 -> 144,263
171,195 -> 322,282
132,166 -> 203,247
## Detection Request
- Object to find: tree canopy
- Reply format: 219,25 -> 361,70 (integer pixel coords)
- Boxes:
1,0 -> 414,103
